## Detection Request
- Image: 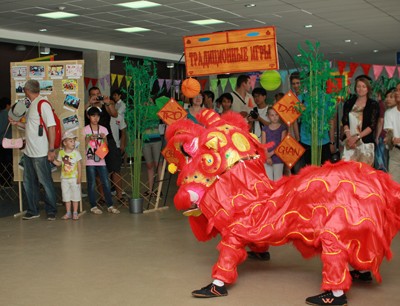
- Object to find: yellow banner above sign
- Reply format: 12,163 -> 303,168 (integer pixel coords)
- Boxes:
183,26 -> 279,77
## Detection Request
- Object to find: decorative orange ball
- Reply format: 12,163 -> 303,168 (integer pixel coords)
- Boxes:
181,78 -> 201,98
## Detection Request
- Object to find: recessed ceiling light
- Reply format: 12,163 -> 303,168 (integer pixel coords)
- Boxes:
304,24 -> 313,28
297,54 -> 302,57
116,1 -> 161,9
244,4 -> 256,8
189,19 -> 225,25
373,49 -> 379,53
37,12 -> 78,19
115,27 -> 150,33
39,28 -> 47,32
110,55 -> 115,60
344,39 -> 351,43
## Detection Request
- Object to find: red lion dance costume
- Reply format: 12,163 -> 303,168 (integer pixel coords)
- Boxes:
163,109 -> 400,305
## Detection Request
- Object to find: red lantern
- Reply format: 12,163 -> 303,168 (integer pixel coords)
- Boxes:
181,78 -> 201,98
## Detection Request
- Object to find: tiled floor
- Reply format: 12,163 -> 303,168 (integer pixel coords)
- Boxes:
0,193 -> 400,306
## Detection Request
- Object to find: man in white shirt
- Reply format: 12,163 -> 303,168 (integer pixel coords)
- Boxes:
9,79 -> 57,220
230,75 -> 255,117
384,82 -> 400,183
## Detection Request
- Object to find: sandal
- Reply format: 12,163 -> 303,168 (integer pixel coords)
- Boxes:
107,206 -> 120,214
72,212 -> 79,220
61,212 -> 72,220
90,206 -> 103,215
247,251 -> 271,261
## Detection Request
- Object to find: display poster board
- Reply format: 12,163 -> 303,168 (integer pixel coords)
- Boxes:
183,26 -> 279,77
10,60 -> 86,183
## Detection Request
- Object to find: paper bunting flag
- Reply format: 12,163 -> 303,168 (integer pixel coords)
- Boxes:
249,75 -> 258,89
111,74 -> 117,86
219,78 -> 228,92
158,79 -> 165,90
373,65 -> 384,80
84,77 -> 91,89
99,76 -> 105,89
165,79 -> 172,92
210,79 -> 219,95
228,77 -> 237,91
337,61 -> 346,75
91,78 -> 98,87
105,74 -> 111,87
361,63 -> 371,75
199,79 -> 208,91
274,134 -> 305,169
126,76 -> 132,88
385,66 -> 396,78
117,74 -> 124,87
348,62 -> 359,78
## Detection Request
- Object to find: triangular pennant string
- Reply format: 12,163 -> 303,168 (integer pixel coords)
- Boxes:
117,74 -> 124,87
210,79 -> 219,95
348,62 -> 359,78
361,63 -> 371,75
126,76 -> 132,88
199,79 -> 208,91
228,77 -> 237,91
249,75 -> 257,89
165,79 -> 172,92
91,78 -> 98,87
111,74 -> 117,86
105,74 -> 111,87
158,79 -> 165,90
372,65 -> 384,80
99,76 -> 105,89
220,78 -> 228,92
385,65 -> 396,78
84,77 -> 91,89
337,60 -> 347,75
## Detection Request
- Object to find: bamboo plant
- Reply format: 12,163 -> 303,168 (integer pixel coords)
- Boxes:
295,41 -> 337,166
123,58 -> 158,199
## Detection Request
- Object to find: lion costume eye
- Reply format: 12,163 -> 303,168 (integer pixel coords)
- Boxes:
201,153 -> 221,174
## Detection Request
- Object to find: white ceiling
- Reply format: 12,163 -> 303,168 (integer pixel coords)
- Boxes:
0,0 -> 399,66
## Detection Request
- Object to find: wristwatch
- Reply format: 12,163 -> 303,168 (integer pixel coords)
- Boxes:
104,103 -> 110,107
49,148 -> 55,152
329,142 -> 335,145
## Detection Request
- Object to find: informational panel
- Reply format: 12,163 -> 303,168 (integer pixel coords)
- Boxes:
10,60 -> 85,182
183,26 -> 279,77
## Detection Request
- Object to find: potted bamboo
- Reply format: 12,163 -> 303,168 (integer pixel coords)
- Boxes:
123,58 -> 158,213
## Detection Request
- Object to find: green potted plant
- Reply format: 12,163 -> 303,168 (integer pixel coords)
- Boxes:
123,58 -> 158,212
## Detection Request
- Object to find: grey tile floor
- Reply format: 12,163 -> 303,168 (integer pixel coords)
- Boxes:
0,196 -> 399,306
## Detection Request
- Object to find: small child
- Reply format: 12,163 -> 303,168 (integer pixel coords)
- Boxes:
84,106 -> 120,214
53,131 -> 82,220
261,107 -> 287,181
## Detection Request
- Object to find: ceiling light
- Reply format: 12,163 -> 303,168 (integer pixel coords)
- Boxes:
15,45 -> 26,51
37,12 -> 78,19
373,49 -> 379,53
297,54 -> 302,57
116,1 -> 161,9
344,39 -> 351,43
244,4 -> 256,8
166,62 -> 174,68
115,27 -> 150,32
189,19 -> 225,25
40,47 -> 50,55
304,24 -> 313,28
110,55 -> 115,60
39,28 -> 47,32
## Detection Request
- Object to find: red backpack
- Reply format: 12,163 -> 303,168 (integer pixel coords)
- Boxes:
37,99 -> 62,149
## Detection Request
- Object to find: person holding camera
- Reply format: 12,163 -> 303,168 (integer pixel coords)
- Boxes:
84,106 -> 119,215
248,87 -> 270,141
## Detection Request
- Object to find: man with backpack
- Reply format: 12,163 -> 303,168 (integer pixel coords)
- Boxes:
9,79 -> 58,220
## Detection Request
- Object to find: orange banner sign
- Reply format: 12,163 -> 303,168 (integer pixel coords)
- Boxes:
273,90 -> 301,125
157,98 -> 187,126
183,26 -> 278,77
274,134 -> 305,169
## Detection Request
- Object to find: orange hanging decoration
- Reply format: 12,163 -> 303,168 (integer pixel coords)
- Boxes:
181,78 -> 201,98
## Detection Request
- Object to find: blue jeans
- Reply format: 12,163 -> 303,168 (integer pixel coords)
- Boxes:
23,155 -> 57,216
86,165 -> 113,208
